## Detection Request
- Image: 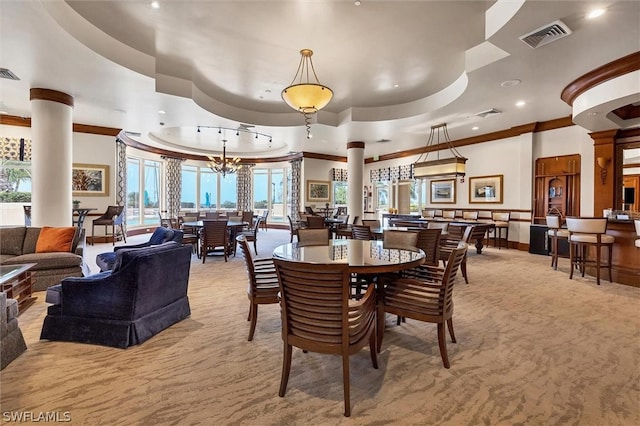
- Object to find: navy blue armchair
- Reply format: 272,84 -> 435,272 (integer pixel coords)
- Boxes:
41,242 -> 192,349
96,227 -> 184,272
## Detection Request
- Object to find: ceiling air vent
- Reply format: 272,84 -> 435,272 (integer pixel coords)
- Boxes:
519,20 -> 572,49
475,108 -> 502,118
0,68 -> 20,80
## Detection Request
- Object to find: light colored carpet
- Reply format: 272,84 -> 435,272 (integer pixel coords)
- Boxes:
1,229 -> 638,425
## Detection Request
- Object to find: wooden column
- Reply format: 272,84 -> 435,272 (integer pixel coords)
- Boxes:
590,129 -> 618,215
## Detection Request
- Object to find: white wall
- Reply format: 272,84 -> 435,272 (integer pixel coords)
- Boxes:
301,157 -> 345,209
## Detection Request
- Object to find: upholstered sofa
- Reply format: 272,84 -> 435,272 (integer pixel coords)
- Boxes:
95,227 -> 184,272
1,292 -> 27,370
0,226 -> 84,291
40,242 -> 192,348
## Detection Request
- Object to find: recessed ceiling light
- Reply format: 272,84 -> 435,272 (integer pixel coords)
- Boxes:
158,110 -> 166,114
587,9 -> 605,19
472,126 -> 479,130
151,1 -> 160,9
516,100 -> 526,107
501,79 -> 521,88
394,84 -> 399,88
588,111 -> 598,116
354,1 -> 362,6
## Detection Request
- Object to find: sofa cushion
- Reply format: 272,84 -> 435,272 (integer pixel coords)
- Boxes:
112,241 -> 181,274
3,252 -> 82,270
23,227 -> 42,254
0,227 -> 26,255
149,227 -> 174,245
36,227 -> 77,253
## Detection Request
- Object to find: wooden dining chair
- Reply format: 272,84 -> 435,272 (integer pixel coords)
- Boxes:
439,225 -> 472,284
442,210 -> 456,220
297,228 -> 331,245
351,225 -> 373,240
382,229 -> 418,248
377,243 -> 467,368
236,235 -> 278,341
362,219 -> 381,228
273,259 -> 378,417
414,228 -> 442,267
241,211 -> 254,229
287,215 -> 301,243
91,205 -> 126,245
201,219 -> 229,262
205,211 -> 220,220
236,217 -> 262,255
427,221 -> 449,232
305,215 -> 326,229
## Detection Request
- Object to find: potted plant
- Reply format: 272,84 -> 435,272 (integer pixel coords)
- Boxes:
72,200 -> 81,208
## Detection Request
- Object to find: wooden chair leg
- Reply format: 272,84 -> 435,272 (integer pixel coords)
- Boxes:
369,331 -> 378,369
447,318 -> 456,343
437,322 -> 450,369
596,244 -> 601,285
279,343 -> 292,397
376,305 -> 385,353
248,303 -> 258,341
342,354 -> 351,417
569,241 -> 575,279
608,244 -> 613,282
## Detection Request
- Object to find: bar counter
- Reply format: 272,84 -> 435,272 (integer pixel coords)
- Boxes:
596,219 -> 639,287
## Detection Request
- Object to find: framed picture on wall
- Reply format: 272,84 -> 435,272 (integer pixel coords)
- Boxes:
72,163 -> 109,196
469,174 -> 503,203
306,180 -> 331,202
430,179 -> 456,204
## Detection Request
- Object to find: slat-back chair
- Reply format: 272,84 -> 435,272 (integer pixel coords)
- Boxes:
377,243 -> 467,368
351,225 -> 373,240
273,259 -> 378,417
236,235 -> 279,341
297,228 -> 331,245
362,219 -> 381,228
201,219 -> 229,262
305,215 -> 326,229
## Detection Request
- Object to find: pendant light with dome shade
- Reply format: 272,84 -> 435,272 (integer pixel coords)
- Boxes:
413,123 -> 467,181
281,49 -> 333,139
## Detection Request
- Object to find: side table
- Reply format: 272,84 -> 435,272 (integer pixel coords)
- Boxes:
0,263 -> 37,314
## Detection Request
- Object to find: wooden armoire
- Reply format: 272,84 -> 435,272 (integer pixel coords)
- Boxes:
533,154 -> 581,224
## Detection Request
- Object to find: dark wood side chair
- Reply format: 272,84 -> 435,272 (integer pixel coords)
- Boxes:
91,205 -> 126,245
305,215 -> 326,229
241,211 -> 254,229
377,243 -> 468,368
414,228 -> 442,267
236,235 -> 278,341
260,210 -> 269,232
362,219 -> 381,228
297,228 -> 331,245
439,225 -> 472,284
287,215 -> 301,243
273,259 -> 378,417
491,212 -> 511,249
382,229 -> 418,248
351,225 -> 373,240
201,219 -> 229,262
236,217 -> 262,256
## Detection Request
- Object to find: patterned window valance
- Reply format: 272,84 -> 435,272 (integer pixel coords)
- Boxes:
1,137 -> 32,161
370,164 -> 415,182
331,168 -> 348,181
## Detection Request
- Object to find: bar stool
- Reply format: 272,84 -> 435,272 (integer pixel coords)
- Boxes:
546,215 -> 568,270
635,220 -> 640,248
491,212 -> 510,249
566,217 -> 614,285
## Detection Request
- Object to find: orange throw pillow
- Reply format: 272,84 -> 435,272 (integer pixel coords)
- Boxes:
35,227 -> 77,253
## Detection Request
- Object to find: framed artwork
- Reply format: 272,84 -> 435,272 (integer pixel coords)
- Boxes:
469,174 -> 503,203
306,180 -> 331,202
430,179 -> 456,204
72,163 -> 109,196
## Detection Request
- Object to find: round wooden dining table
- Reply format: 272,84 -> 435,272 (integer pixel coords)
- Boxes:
272,239 -> 425,274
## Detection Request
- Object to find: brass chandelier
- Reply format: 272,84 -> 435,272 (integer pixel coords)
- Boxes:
281,49 -> 333,139
207,139 -> 241,177
413,123 -> 467,180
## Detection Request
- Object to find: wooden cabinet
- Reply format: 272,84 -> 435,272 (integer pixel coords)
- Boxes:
533,154 -> 581,224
